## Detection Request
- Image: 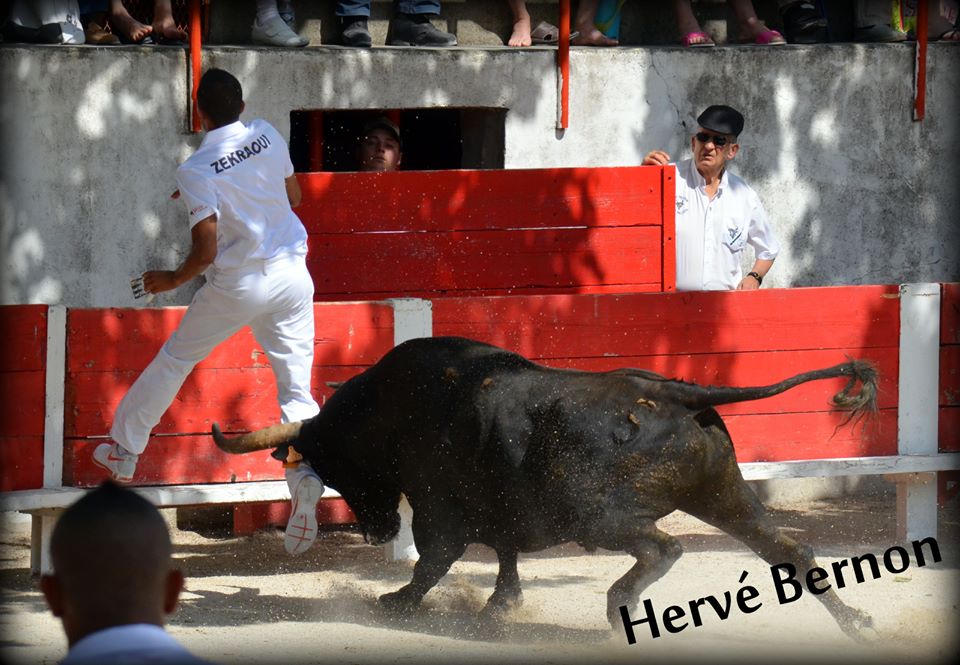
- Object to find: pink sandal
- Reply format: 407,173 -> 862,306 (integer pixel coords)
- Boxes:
749,28 -> 786,45
682,31 -> 715,47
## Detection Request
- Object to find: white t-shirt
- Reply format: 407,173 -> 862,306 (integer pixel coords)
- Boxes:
61,624 -> 211,664
176,119 -> 308,273
673,158 -> 780,291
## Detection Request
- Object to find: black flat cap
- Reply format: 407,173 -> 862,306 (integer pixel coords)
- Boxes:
697,105 -> 744,137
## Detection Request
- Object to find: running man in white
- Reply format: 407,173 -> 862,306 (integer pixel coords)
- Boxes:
93,68 -> 324,556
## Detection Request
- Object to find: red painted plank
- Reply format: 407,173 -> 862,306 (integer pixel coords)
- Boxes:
940,406 -> 958,453
66,303 -> 395,372
0,437 -> 44,491
941,283 -> 960,345
64,435 -> 285,487
941,345 -> 959,407
66,365 -> 368,438
0,305 -> 47,371
0,371 -> 45,437
297,167 -> 664,234
544,347 -> 898,415
727,409 -> 898,462
432,286 -> 901,359
307,227 -> 663,298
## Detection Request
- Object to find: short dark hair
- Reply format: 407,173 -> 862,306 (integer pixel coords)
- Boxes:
197,68 -> 243,127
50,481 -> 172,620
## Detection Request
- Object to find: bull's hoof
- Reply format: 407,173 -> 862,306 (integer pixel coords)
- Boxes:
838,608 -> 874,643
480,590 -> 523,622
378,588 -> 421,614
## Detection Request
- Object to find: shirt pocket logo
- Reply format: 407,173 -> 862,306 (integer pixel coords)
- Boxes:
723,224 -> 747,251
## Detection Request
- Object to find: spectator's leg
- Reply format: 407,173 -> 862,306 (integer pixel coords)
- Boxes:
107,0 -> 153,43
572,0 -> 618,46
337,0 -> 373,46
854,0 -> 907,41
80,0 -> 120,44
730,0 -> 784,42
777,0 -> 828,43
507,0 -> 532,46
336,0 -> 372,17
152,0 -> 187,43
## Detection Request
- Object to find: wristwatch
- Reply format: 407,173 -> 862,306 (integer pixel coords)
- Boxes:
746,271 -> 763,285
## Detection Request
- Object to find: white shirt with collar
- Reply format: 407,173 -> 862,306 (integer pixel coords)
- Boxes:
176,119 -> 308,274
673,157 -> 780,291
61,623 -> 210,664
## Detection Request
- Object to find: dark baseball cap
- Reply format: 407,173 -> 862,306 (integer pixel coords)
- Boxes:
697,105 -> 744,137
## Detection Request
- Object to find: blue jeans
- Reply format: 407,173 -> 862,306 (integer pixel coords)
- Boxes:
336,1 -> 441,17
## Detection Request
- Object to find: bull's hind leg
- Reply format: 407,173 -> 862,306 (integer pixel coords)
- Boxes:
480,549 -> 523,620
683,469 -> 872,641
600,520 -> 684,628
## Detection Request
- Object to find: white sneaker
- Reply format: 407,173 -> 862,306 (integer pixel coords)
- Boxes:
284,475 -> 324,555
251,15 -> 308,47
92,442 -> 138,483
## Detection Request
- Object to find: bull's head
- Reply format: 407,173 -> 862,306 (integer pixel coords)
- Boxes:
212,422 -> 402,546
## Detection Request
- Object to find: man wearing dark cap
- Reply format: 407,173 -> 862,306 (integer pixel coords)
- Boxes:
40,482 -> 211,664
643,105 -> 780,292
357,117 -> 403,172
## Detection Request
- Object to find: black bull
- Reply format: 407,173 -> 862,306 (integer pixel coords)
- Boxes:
212,336 -> 876,639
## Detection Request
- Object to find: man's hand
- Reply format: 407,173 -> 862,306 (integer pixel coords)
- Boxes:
737,275 -> 761,290
142,270 -> 180,294
642,150 -> 671,166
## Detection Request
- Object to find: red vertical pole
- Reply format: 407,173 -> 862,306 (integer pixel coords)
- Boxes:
913,0 -> 927,121
660,166 -> 676,292
557,0 -> 570,129
189,0 -> 202,133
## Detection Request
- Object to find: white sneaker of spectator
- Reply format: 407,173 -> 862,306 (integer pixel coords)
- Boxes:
251,14 -> 308,47
92,442 -> 139,483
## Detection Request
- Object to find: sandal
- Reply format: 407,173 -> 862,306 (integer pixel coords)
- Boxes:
682,31 -> 715,47
743,28 -> 786,45
938,29 -> 960,41
530,21 -> 579,45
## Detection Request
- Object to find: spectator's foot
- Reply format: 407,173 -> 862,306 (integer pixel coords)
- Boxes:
152,17 -> 188,46
739,28 -> 786,45
780,1 -> 828,44
341,16 -> 372,47
681,31 -> 715,47
109,10 -> 153,44
84,21 -> 120,45
571,26 -> 618,46
854,24 -> 907,42
284,474 -> 324,555
252,14 -> 308,47
508,13 -> 532,46
939,29 -> 960,41
92,442 -> 138,483
388,13 -> 457,47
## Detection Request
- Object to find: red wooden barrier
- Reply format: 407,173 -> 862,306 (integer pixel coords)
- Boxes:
297,166 -> 676,299
0,305 -> 47,491
941,283 -> 959,454
63,302 -> 395,487
432,285 -> 902,463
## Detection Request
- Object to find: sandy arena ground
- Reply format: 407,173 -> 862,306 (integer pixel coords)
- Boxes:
2,493 -> 958,665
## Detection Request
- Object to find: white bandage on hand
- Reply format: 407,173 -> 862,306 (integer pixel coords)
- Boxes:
130,276 -> 155,304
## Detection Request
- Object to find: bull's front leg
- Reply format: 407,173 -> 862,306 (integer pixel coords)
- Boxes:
379,506 -> 468,613
480,548 -> 523,620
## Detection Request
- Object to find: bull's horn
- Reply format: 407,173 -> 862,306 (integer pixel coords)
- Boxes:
211,421 -> 303,454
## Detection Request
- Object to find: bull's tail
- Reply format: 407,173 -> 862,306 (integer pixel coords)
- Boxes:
211,421 -> 303,454
664,360 -> 878,420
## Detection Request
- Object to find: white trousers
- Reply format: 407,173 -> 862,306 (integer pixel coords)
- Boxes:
111,255 -> 321,455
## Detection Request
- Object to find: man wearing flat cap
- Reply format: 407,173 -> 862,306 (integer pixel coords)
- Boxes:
643,105 -> 780,291
357,117 -> 403,173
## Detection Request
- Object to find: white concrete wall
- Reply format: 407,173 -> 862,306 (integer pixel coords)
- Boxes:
1,43 -> 958,307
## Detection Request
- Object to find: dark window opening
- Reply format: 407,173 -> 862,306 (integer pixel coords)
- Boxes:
289,108 -> 505,173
